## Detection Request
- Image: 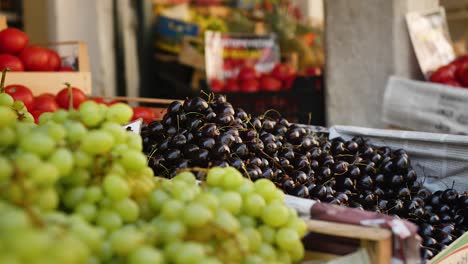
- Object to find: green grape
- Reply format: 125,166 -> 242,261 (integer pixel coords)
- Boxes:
63,187 -> 87,209
258,225 -> 276,244
61,168 -> 91,187
159,220 -> 187,242
253,179 -> 277,202
9,230 -> 49,259
242,227 -> 262,251
277,250 -> 292,264
275,228 -> 299,251
97,210 -> 123,231
148,189 -> 170,212
219,191 -> 242,215
193,192 -> 219,211
128,246 -> 165,264
167,181 -> 197,202
238,215 -> 256,228
103,174 -> 130,201
75,203 -> 97,222
221,167 -> 244,190
73,150 -> 92,168
261,203 -> 289,228
242,255 -> 264,264
287,240 -> 305,262
163,241 -> 183,262
160,200 -> 184,220
84,186 -> 103,203
214,209 -> 240,234
119,149 -> 147,172
0,126 -> 16,147
0,157 -> 13,182
79,101 -> 105,127
11,100 -> 25,111
172,171 -> 197,185
64,121 -> 87,143
173,242 -> 205,264
206,167 -> 224,186
30,163 -> 60,187
48,148 -> 74,176
110,227 -> 144,255
236,179 -> 255,197
51,109 -> 69,123
102,122 -> 127,144
81,130 -> 114,155
19,132 -> 55,157
0,93 -> 13,106
126,132 -> 143,151
45,122 -> 66,141
106,103 -> 133,125
257,243 -> 277,261
22,112 -> 34,123
287,218 -> 307,238
37,188 -> 59,210
243,193 -> 266,217
38,112 -> 53,124
0,106 -> 18,128
114,198 -> 139,222
182,203 -> 213,228
15,152 -> 41,173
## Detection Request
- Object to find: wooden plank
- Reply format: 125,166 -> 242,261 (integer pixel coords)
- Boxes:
96,96 -> 182,105
5,72 -> 92,95
306,220 -> 392,241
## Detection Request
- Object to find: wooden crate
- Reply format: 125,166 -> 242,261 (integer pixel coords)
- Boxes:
303,220 -> 392,264
0,16 -> 92,95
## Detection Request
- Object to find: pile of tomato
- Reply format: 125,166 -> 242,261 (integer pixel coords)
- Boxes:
429,55 -> 468,88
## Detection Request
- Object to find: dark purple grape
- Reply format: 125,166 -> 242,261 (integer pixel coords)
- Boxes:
198,137 -> 216,150
164,149 -> 181,162
345,141 -> 359,154
358,175 -> 373,190
201,123 -> 220,138
398,187 -> 411,199
232,143 -> 249,158
291,185 -> 309,198
170,134 -> 187,148
211,143 -> 230,160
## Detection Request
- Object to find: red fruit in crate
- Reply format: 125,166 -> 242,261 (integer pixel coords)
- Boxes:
19,46 -> 50,71
440,79 -> 463,88
224,78 -> 240,92
271,63 -> 295,81
450,55 -> 468,68
92,97 -> 108,105
459,66 -> 468,87
210,79 -> 223,92
46,49 -> 61,71
30,110 -> 43,124
55,87 -> 87,109
33,94 -> 59,112
284,75 -> 296,90
0,28 -> 29,54
305,66 -> 322,76
260,75 -> 281,92
132,107 -> 157,124
0,54 -> 24,71
5,84 -> 34,110
238,66 -> 257,81
429,64 -> 457,83
240,79 -> 259,93
59,66 -> 74,72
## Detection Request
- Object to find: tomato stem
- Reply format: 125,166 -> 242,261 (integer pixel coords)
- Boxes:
64,82 -> 73,110
0,68 -> 9,93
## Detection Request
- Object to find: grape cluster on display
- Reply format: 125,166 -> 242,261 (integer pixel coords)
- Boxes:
141,94 -> 467,260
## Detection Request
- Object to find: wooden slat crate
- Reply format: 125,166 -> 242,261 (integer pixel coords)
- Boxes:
0,16 -> 92,95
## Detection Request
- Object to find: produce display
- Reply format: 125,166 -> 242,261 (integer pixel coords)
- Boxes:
0,27 -> 71,72
429,54 -> 468,88
142,94 -> 467,260
0,85 -> 306,263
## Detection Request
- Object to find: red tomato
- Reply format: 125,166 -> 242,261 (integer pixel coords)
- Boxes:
59,66 -> 74,72
132,107 -> 157,124
0,28 -> 29,54
238,66 -> 257,81
33,94 -> 59,112
5,84 -> 34,110
429,64 -> 457,83
240,79 -> 259,93
46,49 -> 61,71
224,78 -> 240,92
260,75 -> 282,92
210,79 -> 224,92
30,110 -> 43,124
91,97 -> 108,105
0,54 -> 24,71
284,75 -> 296,90
440,79 -> 463,88
271,63 -> 295,81
55,87 -> 87,109
305,66 -> 322,76
459,66 -> 468,87
19,46 -> 50,71
450,55 -> 468,68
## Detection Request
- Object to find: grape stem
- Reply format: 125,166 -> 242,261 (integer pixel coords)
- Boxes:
64,82 -> 73,110
0,68 -> 9,93
12,167 -> 44,228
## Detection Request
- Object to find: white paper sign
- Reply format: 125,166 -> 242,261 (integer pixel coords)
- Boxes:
123,119 -> 143,135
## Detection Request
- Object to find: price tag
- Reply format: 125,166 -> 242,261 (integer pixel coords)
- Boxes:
123,119 -> 143,135
406,7 -> 455,79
